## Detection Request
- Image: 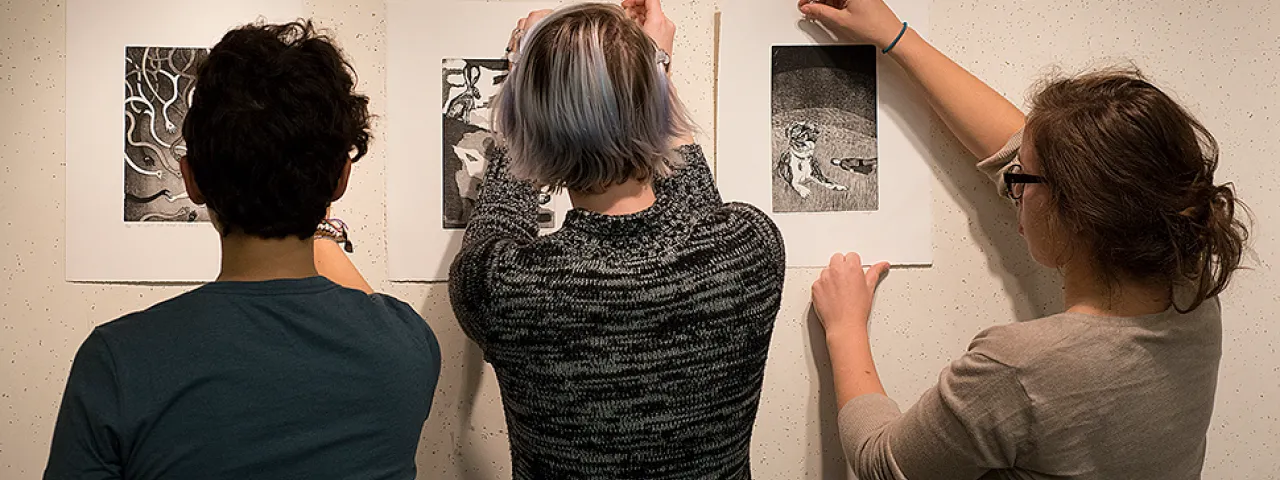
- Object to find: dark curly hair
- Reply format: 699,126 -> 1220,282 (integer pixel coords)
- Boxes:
182,20 -> 370,239
1026,68 -> 1249,312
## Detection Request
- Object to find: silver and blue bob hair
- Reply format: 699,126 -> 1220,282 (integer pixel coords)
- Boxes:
493,3 -> 694,194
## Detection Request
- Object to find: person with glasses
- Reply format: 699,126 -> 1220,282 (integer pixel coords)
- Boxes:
447,1 -> 785,478
799,0 -> 1249,478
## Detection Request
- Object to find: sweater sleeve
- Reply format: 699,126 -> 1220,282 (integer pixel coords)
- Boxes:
656,144 -> 722,212
837,351 -> 1034,480
448,147 -> 540,349
976,129 -> 1024,199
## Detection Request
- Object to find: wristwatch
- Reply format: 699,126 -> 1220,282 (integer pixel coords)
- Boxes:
656,47 -> 671,74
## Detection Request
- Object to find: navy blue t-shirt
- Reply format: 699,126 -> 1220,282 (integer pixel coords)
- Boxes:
44,277 -> 441,480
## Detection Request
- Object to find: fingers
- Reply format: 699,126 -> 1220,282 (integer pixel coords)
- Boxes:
828,252 -> 845,269
528,8 -> 553,24
798,0 -> 846,10
623,0 -> 648,16
644,0 -> 663,13
844,252 -> 863,269
865,262 -> 890,290
799,2 -> 842,23
509,9 -> 554,56
625,0 -> 664,23
622,4 -> 644,23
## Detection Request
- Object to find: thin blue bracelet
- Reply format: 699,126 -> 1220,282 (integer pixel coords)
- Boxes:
882,22 -> 908,54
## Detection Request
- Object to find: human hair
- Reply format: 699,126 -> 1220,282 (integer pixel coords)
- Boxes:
182,20 -> 371,239
1025,67 -> 1249,312
493,3 -> 693,194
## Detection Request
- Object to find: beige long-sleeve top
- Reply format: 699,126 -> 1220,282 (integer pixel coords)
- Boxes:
838,133 -> 1224,480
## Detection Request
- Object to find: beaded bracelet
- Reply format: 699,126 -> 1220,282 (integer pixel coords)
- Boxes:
315,218 -> 355,253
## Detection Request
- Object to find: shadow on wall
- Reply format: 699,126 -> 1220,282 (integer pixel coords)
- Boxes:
454,341 -> 493,480
797,16 -> 1060,320
806,308 -> 851,479
922,119 -> 1064,320
414,295 -> 504,479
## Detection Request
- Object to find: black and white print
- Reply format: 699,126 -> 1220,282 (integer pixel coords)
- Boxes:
771,45 -> 878,213
123,46 -> 209,223
441,58 -> 556,230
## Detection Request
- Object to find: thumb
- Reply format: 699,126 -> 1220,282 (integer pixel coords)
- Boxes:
645,0 -> 664,18
865,262 -> 890,290
800,3 -> 843,24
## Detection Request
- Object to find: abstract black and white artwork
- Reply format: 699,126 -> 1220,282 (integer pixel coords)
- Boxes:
123,46 -> 209,222
771,45 -> 878,213
442,58 -> 554,229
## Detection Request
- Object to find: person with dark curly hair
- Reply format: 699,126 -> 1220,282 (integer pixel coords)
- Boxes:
44,21 -> 441,480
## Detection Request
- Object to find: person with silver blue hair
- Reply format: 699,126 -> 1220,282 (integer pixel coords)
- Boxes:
448,1 -> 786,478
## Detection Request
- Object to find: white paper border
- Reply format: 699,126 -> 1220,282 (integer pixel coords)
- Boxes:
716,0 -> 934,267
66,0 -> 304,282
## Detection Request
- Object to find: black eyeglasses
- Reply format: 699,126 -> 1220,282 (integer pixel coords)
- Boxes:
1003,164 -> 1045,201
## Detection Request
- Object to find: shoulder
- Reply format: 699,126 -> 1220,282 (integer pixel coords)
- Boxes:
674,143 -> 708,165
717,202 -> 780,236
449,236 -> 535,295
367,292 -> 418,318
369,293 -> 441,358
367,292 -> 430,336
702,202 -> 786,277
717,203 -> 784,252
92,288 -> 215,343
964,314 -> 1089,368
976,129 -> 1024,196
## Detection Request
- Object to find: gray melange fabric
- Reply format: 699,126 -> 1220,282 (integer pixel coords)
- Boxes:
449,145 -> 785,479
837,132 -> 1224,480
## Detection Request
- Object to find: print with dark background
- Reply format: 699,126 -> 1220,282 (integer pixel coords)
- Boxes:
123,46 -> 209,222
771,45 -> 878,213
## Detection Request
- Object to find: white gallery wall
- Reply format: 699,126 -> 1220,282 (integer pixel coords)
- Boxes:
1,0 -> 1276,478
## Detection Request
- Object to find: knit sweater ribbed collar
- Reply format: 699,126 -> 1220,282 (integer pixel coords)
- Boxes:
561,183 -> 680,238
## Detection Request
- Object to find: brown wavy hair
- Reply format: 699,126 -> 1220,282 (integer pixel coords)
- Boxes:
1025,67 -> 1249,312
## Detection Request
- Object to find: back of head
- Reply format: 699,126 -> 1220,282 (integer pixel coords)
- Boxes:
494,3 -> 693,194
1025,67 -> 1249,312
182,20 -> 370,239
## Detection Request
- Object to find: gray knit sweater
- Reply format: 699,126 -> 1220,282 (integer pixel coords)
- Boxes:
449,145 -> 785,479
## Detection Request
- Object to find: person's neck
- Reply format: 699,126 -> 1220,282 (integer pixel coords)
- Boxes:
216,232 -> 319,283
1061,260 -> 1172,318
568,178 -> 657,215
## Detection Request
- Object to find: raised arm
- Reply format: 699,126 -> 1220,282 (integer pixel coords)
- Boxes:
447,148 -> 540,347
459,148 -> 541,252
655,145 -> 723,212
314,235 -> 374,294
622,0 -> 714,206
800,0 -> 1025,160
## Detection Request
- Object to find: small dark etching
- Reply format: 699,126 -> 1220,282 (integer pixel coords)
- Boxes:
771,45 -> 878,213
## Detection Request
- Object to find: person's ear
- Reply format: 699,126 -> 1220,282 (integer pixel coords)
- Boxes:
332,159 -> 352,202
178,156 -> 206,205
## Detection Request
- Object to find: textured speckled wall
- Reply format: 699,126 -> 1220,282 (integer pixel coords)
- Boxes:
2,0 -> 1276,478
